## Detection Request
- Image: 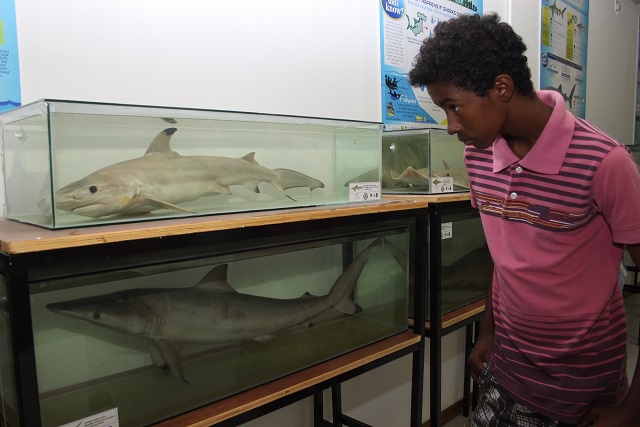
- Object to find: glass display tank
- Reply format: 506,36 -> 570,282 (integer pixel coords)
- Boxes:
0,100 -> 382,229
381,128 -> 468,194
626,144 -> 640,169
409,204 -> 491,321
435,207 -> 492,317
0,220 -> 411,427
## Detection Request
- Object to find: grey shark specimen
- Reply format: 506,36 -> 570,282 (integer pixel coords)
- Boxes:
55,128 -> 325,218
47,238 -> 386,382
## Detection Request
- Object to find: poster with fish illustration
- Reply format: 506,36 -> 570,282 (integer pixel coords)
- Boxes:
540,0 -> 588,118
0,0 -> 21,112
379,0 -> 483,131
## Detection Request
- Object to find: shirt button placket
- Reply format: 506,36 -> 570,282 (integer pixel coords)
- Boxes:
510,165 -> 521,200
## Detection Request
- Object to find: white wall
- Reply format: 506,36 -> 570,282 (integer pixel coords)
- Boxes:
585,0 -> 639,144
507,0 -> 640,144
15,0 -> 381,122
5,0 -> 640,426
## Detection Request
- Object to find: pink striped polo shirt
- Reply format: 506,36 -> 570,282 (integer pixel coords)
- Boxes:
464,90 -> 640,423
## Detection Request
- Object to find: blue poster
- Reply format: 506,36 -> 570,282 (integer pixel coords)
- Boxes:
379,0 -> 482,131
540,0 -> 588,118
0,0 -> 21,113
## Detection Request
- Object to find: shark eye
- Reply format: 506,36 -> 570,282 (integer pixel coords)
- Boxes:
89,186 -> 98,194
92,311 -> 101,319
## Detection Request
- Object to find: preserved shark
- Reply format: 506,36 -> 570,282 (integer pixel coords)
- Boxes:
47,237 -> 387,382
389,160 -> 469,189
54,128 -> 325,218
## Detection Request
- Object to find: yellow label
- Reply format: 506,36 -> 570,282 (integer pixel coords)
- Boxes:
566,13 -> 574,60
541,6 -> 551,47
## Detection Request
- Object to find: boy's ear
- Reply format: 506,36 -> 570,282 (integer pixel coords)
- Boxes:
493,74 -> 514,101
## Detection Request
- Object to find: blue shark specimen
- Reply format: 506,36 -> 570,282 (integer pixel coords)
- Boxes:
55,128 -> 324,218
47,238 -> 387,382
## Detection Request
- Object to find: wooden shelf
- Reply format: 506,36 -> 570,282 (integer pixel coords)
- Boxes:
387,193 -> 470,203
0,196 -> 429,255
408,298 -> 486,331
152,331 -> 420,427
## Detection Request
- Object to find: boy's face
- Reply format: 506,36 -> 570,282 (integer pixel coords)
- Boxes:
427,82 -> 506,150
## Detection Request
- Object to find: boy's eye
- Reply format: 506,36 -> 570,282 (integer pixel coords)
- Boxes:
452,105 -> 461,113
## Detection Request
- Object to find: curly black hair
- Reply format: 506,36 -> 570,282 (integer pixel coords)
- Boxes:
408,13 -> 534,97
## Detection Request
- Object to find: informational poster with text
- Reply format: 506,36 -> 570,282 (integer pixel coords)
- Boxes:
379,0 -> 483,131
540,0 -> 588,118
0,0 -> 21,112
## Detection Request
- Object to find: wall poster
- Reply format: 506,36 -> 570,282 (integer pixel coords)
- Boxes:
379,0 -> 483,131
0,0 -> 21,113
540,0 -> 588,118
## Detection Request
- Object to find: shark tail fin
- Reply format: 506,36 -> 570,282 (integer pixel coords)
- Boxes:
272,168 -> 325,191
328,237 -> 384,315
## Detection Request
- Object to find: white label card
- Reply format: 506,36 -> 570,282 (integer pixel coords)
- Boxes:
431,176 -> 454,193
348,181 -> 381,202
441,222 -> 453,240
58,408 -> 119,427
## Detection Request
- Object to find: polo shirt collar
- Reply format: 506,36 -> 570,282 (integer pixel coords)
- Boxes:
492,90 -> 575,174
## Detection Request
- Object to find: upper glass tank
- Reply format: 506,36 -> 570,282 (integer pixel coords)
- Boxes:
381,128 -> 468,194
0,100 -> 382,229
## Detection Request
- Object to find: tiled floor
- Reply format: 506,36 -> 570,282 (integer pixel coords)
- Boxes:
444,291 -> 640,427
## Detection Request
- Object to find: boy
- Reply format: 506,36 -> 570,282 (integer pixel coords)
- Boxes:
409,13 -> 640,427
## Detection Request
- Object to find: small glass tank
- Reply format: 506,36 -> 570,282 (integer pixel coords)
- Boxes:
0,100 -> 382,229
2,225 -> 409,427
436,208 -> 492,317
626,144 -> 640,170
408,206 -> 491,321
381,128 -> 468,194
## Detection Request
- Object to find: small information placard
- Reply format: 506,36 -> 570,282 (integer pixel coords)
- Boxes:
431,177 -> 454,193
441,222 -> 453,240
348,182 -> 381,202
58,408 -> 119,427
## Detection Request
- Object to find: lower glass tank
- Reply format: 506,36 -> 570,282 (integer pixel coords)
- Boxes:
24,227 -> 409,426
436,209 -> 492,317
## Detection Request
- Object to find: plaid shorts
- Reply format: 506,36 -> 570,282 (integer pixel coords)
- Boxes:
468,368 -> 577,427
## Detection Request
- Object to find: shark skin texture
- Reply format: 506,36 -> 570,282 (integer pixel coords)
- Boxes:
54,128 -> 325,219
47,237 -> 392,383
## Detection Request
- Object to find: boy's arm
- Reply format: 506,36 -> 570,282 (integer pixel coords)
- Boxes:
468,271 -> 495,384
579,243 -> 640,427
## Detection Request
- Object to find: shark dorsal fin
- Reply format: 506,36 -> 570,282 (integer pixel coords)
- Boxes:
144,128 -> 178,156
241,152 -> 259,165
195,265 -> 237,293
442,160 -> 451,170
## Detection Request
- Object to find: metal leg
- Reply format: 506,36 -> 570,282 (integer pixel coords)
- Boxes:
463,323 -> 473,417
472,319 -> 481,410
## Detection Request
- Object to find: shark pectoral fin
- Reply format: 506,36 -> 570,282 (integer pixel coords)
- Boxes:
272,183 -> 296,201
334,297 -> 361,315
147,197 -> 197,214
210,183 -> 232,196
148,341 -> 169,371
242,182 -> 261,194
151,340 -> 188,383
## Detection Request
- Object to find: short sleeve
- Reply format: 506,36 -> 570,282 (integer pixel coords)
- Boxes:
591,146 -> 640,244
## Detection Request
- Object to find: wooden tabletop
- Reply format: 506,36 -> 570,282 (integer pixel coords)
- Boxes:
0,194 -> 470,255
152,330 -> 420,427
